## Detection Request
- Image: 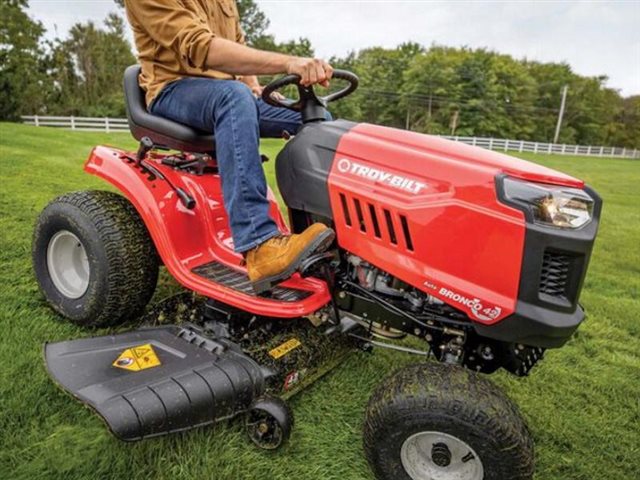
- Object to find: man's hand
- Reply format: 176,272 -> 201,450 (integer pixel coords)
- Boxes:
240,75 -> 286,101
240,75 -> 263,96
286,58 -> 333,88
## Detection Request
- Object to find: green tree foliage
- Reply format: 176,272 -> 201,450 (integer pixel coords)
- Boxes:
0,0 -> 48,119
332,45 -> 638,147
2,1 -> 638,148
616,96 -> 640,148
237,0 -> 270,45
45,14 -> 136,116
329,43 -> 423,126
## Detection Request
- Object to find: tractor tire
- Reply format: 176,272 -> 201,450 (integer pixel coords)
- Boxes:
363,362 -> 534,480
33,190 -> 159,327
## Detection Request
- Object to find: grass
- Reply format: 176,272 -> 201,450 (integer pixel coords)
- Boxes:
0,122 -> 639,480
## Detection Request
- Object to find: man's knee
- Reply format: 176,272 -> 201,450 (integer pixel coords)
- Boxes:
211,81 -> 257,127
220,82 -> 255,108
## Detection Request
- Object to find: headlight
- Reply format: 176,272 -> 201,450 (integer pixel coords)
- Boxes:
502,177 -> 594,228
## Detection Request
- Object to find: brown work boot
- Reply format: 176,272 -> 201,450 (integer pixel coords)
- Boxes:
246,223 -> 335,293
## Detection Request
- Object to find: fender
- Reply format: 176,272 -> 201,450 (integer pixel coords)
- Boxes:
84,145 -> 331,317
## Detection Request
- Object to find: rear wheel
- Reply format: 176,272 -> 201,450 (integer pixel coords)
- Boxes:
363,362 -> 534,480
33,190 -> 159,327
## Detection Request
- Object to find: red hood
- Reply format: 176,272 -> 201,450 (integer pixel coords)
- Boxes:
353,124 -> 584,188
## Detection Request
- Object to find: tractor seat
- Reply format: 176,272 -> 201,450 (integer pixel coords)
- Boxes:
124,65 -> 214,153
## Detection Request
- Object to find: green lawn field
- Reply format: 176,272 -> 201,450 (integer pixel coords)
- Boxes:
1,122 -> 638,480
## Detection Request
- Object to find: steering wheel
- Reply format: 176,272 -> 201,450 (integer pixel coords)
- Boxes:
261,70 -> 359,113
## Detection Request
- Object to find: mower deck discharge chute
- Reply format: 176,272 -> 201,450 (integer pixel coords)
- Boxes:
34,66 -> 602,480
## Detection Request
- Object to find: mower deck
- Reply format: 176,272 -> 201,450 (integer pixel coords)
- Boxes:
45,325 -> 267,441
44,293 -> 358,442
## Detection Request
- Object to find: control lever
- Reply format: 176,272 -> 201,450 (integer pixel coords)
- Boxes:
136,136 -> 154,165
139,161 -> 196,210
130,137 -> 196,210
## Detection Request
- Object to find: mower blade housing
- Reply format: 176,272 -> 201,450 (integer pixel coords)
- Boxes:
44,326 -> 265,441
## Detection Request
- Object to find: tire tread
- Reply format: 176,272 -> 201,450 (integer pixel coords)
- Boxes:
33,190 -> 158,326
363,362 -> 534,480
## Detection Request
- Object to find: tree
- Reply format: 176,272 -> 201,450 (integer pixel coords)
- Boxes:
403,46 -> 466,134
237,0 -> 270,45
0,0 -> 48,119
332,43 -> 423,128
616,96 -> 640,149
46,14 -> 136,116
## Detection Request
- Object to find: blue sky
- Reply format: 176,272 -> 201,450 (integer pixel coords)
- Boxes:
28,0 -> 640,96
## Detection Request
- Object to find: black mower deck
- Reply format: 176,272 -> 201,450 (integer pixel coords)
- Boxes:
45,325 -> 266,441
44,293 -> 358,442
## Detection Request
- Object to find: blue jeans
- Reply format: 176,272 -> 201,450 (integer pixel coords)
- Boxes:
150,77 -> 303,252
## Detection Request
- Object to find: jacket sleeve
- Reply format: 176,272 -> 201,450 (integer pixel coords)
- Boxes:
236,18 -> 246,45
125,0 -> 215,69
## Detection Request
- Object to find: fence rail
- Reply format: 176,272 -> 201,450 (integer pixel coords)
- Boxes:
439,135 -> 639,159
21,115 -> 639,159
21,115 -> 129,133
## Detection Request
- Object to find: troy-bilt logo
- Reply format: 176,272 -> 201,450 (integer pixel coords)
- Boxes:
437,287 -> 502,322
336,158 -> 427,194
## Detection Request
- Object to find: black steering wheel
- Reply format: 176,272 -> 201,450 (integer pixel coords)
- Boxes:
262,70 -> 359,122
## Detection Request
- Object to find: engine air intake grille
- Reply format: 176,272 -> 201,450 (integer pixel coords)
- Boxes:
338,191 -> 414,253
539,250 -> 571,298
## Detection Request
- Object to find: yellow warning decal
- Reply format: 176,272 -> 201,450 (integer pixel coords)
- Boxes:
269,338 -> 302,359
113,343 -> 161,371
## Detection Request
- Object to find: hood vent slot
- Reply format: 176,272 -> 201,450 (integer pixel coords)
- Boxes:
400,215 -> 414,251
368,204 -> 382,238
339,193 -> 352,227
383,209 -> 397,245
354,198 -> 366,232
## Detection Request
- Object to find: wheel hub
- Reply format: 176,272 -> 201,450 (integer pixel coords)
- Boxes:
400,431 -> 484,480
431,442 -> 452,467
46,230 -> 90,299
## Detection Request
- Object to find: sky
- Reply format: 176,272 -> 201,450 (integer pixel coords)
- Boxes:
28,0 -> 640,96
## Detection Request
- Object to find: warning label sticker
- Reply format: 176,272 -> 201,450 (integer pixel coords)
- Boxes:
268,338 -> 301,359
113,343 -> 161,371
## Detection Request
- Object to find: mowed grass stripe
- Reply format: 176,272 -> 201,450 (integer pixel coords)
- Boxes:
0,123 -> 638,479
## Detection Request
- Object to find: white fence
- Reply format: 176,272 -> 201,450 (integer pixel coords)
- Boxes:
21,115 -> 639,159
21,115 -> 129,132
440,135 -> 639,159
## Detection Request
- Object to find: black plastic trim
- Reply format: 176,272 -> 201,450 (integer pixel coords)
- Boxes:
477,177 -> 603,348
276,120 -> 357,220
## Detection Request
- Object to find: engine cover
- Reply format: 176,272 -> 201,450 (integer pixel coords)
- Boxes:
277,121 -> 601,347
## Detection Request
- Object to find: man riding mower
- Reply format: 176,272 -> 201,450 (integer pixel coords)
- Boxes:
32,1 -> 602,479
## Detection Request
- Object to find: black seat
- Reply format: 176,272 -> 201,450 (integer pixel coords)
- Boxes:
124,65 -> 215,153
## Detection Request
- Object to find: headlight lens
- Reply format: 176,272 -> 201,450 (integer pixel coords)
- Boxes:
503,177 -> 594,228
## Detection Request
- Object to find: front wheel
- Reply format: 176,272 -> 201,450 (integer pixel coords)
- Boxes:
33,190 -> 159,327
363,362 -> 534,480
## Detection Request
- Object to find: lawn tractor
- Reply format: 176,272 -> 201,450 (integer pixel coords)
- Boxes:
33,66 -> 601,480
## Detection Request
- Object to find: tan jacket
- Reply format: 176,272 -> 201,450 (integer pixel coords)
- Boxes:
124,0 -> 245,106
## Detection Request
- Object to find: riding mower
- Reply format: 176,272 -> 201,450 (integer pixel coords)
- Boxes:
33,65 -> 601,480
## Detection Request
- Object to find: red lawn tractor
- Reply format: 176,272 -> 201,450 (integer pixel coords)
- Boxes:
34,66 -> 601,480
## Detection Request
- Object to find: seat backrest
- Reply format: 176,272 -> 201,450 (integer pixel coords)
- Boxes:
123,65 -> 215,153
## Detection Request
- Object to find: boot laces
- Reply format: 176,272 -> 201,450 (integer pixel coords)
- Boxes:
268,234 -> 290,247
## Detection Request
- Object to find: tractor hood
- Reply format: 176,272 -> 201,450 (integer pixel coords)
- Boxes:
348,124 -> 583,188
